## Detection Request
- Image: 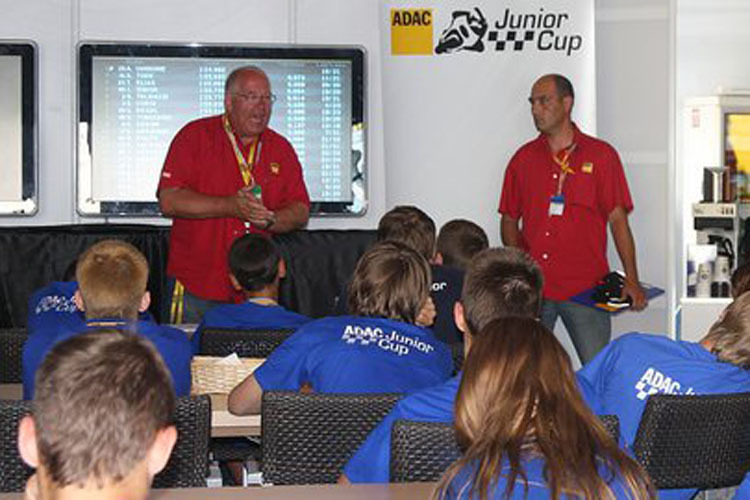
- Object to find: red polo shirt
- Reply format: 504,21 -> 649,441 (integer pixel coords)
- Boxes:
499,125 -> 633,301
158,115 -> 310,301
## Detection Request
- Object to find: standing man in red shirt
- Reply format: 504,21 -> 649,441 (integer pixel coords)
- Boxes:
499,74 -> 646,364
158,66 -> 310,324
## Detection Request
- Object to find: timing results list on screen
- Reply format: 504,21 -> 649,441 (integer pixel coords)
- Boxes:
90,58 -> 353,203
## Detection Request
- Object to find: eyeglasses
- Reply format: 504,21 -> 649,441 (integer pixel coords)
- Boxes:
233,92 -> 277,105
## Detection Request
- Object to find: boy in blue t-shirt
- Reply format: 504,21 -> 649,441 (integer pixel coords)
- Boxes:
578,292 -> 750,500
227,240 -> 453,416
192,234 -> 310,353
22,239 -> 192,399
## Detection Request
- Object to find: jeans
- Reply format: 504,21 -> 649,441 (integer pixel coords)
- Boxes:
540,299 -> 611,365
164,277 -> 226,325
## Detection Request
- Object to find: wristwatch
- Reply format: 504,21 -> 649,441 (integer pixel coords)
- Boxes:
264,211 -> 277,230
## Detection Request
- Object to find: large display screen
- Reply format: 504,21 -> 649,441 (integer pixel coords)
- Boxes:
0,42 -> 36,215
77,43 -> 366,216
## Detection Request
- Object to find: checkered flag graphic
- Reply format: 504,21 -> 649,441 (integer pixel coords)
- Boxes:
488,30 -> 535,51
342,328 -> 376,345
634,378 -> 659,401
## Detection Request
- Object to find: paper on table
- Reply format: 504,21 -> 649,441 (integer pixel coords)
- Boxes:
214,353 -> 242,366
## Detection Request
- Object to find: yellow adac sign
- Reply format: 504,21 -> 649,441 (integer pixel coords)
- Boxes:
391,8 -> 433,55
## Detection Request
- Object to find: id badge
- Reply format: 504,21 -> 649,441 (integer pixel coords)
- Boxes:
548,195 -> 565,216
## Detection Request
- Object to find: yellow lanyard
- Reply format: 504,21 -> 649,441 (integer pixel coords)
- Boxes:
223,114 -> 260,186
552,143 -> 577,196
249,297 -> 277,307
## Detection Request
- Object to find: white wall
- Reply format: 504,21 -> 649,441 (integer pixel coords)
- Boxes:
597,0 -> 672,339
0,0 -> 674,339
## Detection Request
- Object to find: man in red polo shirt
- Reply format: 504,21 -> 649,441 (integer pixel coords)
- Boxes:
158,66 -> 310,323
499,73 -> 646,364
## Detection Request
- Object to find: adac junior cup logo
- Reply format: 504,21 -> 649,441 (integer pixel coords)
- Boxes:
389,5 -> 584,56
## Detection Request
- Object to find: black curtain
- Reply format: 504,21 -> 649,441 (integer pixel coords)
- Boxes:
0,225 -> 376,327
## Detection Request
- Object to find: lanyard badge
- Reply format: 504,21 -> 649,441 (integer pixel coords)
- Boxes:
548,143 -> 576,217
549,194 -> 565,216
223,114 -> 261,186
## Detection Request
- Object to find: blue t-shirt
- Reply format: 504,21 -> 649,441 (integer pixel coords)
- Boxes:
27,281 -> 153,333
345,374 -> 459,483
27,281 -> 84,334
443,456 -> 633,499
192,300 -> 310,353
253,315 -> 452,394
735,474 -> 750,499
430,265 -> 464,345
23,319 -> 193,399
578,332 -> 750,500
344,369 -> 602,484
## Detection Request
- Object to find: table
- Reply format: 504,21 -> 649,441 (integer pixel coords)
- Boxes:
191,356 -> 265,437
0,357 -> 263,438
209,392 -> 260,437
0,482 -> 436,499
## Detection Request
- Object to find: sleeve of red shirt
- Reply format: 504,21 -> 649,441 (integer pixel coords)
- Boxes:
597,145 -> 634,216
498,152 -> 523,219
157,123 -> 198,193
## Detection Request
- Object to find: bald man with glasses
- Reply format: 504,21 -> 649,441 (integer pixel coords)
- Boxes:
158,66 -> 310,324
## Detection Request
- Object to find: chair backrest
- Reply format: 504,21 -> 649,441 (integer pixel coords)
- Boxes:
199,327 -> 295,358
261,391 -> 403,485
0,395 -> 210,492
599,414 -> 620,443
152,395 -> 211,488
450,343 -> 464,375
0,400 -> 34,492
390,420 -> 461,483
389,414 -> 622,483
0,328 -> 27,383
632,393 -> 750,490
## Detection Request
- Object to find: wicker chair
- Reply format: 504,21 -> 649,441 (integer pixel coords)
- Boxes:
0,328 -> 27,384
632,393 -> 750,491
0,395 -> 210,492
450,342 -> 464,375
199,327 -> 295,358
261,391 -> 403,485
389,414 -> 621,483
390,419 -> 460,483
599,414 -> 620,443
152,394 -> 211,488
0,400 -> 34,492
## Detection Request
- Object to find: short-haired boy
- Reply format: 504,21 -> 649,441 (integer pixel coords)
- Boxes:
192,234 -> 310,353
22,239 -> 192,398
18,330 -> 177,500
436,219 -> 489,272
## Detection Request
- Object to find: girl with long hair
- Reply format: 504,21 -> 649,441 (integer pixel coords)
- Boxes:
435,317 -> 653,499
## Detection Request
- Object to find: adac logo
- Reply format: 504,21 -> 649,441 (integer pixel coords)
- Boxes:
434,6 -> 583,57
391,8 -> 434,55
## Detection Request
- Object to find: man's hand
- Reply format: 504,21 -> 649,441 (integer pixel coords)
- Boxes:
415,296 -> 436,327
235,187 -> 274,228
621,277 -> 647,311
608,206 -> 647,312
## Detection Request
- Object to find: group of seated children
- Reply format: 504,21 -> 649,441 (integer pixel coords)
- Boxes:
18,206 -> 750,498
